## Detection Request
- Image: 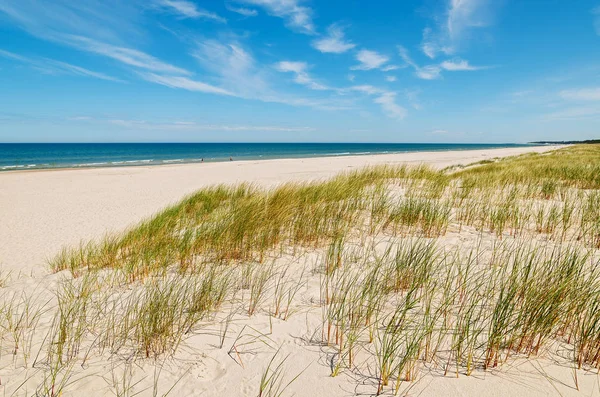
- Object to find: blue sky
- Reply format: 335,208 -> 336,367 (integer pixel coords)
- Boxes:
0,0 -> 599,143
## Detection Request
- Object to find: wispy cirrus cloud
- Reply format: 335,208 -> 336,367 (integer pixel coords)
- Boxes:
0,49 -> 28,62
0,48 -> 123,82
62,35 -> 191,75
349,85 -> 385,95
349,85 -> 407,120
1,0 -> 339,113
0,0 -> 144,45
381,65 -> 401,72
44,59 -> 124,81
0,0 -> 405,121
560,87 -> 600,101
374,92 -> 407,120
226,5 -> 259,17
0,1 -> 191,78
543,107 -> 600,120
138,72 -> 234,95
190,39 -> 356,110
351,49 -> 389,71
440,58 -> 485,71
104,118 -> 314,132
398,46 -> 441,80
421,0 -> 501,58
192,39 -> 271,96
312,24 -> 355,54
234,0 -> 314,34
0,112 -> 318,135
508,83 -> 600,121
593,6 -> 600,35
154,0 -> 226,22
416,66 -> 443,80
399,46 -> 486,79
274,61 -> 329,90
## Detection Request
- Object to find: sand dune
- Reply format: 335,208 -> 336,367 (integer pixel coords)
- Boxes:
0,145 -> 561,276
4,144 -> 597,397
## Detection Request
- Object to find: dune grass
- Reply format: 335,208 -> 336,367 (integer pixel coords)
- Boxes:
4,144 -> 599,395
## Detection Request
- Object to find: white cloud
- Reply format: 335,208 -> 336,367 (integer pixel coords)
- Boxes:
416,65 -> 442,80
440,58 -> 483,71
404,89 -> 422,110
421,32 -> 438,59
543,107 -> 600,120
0,48 -> 123,82
381,65 -> 400,72
0,2 -> 190,79
397,46 -> 417,68
62,35 -> 191,76
105,118 -> 314,132
398,46 -> 484,79
275,61 -> 329,90
235,0 -> 314,34
398,46 -> 442,80
350,85 -> 406,120
138,73 -> 235,95
447,0 -> 491,42
351,49 -> 389,70
374,92 -> 407,120
0,0 -> 143,45
347,74 -> 355,82
385,76 -> 397,82
192,39 -> 271,97
226,5 -> 258,17
312,24 -> 355,54
155,0 -> 226,22
560,88 -> 600,101
0,1 -> 357,112
45,59 -> 124,81
350,85 -> 385,95
191,40 -> 354,110
67,116 -> 93,121
0,49 -> 28,62
421,0 -> 498,58
511,90 -> 533,98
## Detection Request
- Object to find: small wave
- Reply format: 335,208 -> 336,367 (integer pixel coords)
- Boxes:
162,159 -> 184,163
125,159 -> 153,164
75,162 -> 109,167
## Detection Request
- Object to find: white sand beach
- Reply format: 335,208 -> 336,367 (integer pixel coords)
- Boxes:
0,145 -> 561,276
4,144 -> 599,397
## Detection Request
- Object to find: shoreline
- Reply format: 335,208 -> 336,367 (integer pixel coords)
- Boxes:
0,145 -> 564,277
0,143 -> 559,175
0,143 -> 550,174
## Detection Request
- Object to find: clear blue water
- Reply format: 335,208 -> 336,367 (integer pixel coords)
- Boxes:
0,143 -> 533,171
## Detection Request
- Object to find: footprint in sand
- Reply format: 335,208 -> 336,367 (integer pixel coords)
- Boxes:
191,359 -> 227,382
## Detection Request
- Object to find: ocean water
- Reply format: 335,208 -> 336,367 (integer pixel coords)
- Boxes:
0,143 -> 533,171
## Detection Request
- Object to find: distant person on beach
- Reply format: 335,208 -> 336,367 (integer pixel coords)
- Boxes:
201,158 -> 204,163
230,156 -> 233,161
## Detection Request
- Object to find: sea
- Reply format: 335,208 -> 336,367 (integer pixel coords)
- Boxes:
0,143 -> 534,171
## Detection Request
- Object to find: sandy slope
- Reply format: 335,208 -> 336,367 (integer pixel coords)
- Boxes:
0,145 -> 561,276
2,144 -> 599,397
